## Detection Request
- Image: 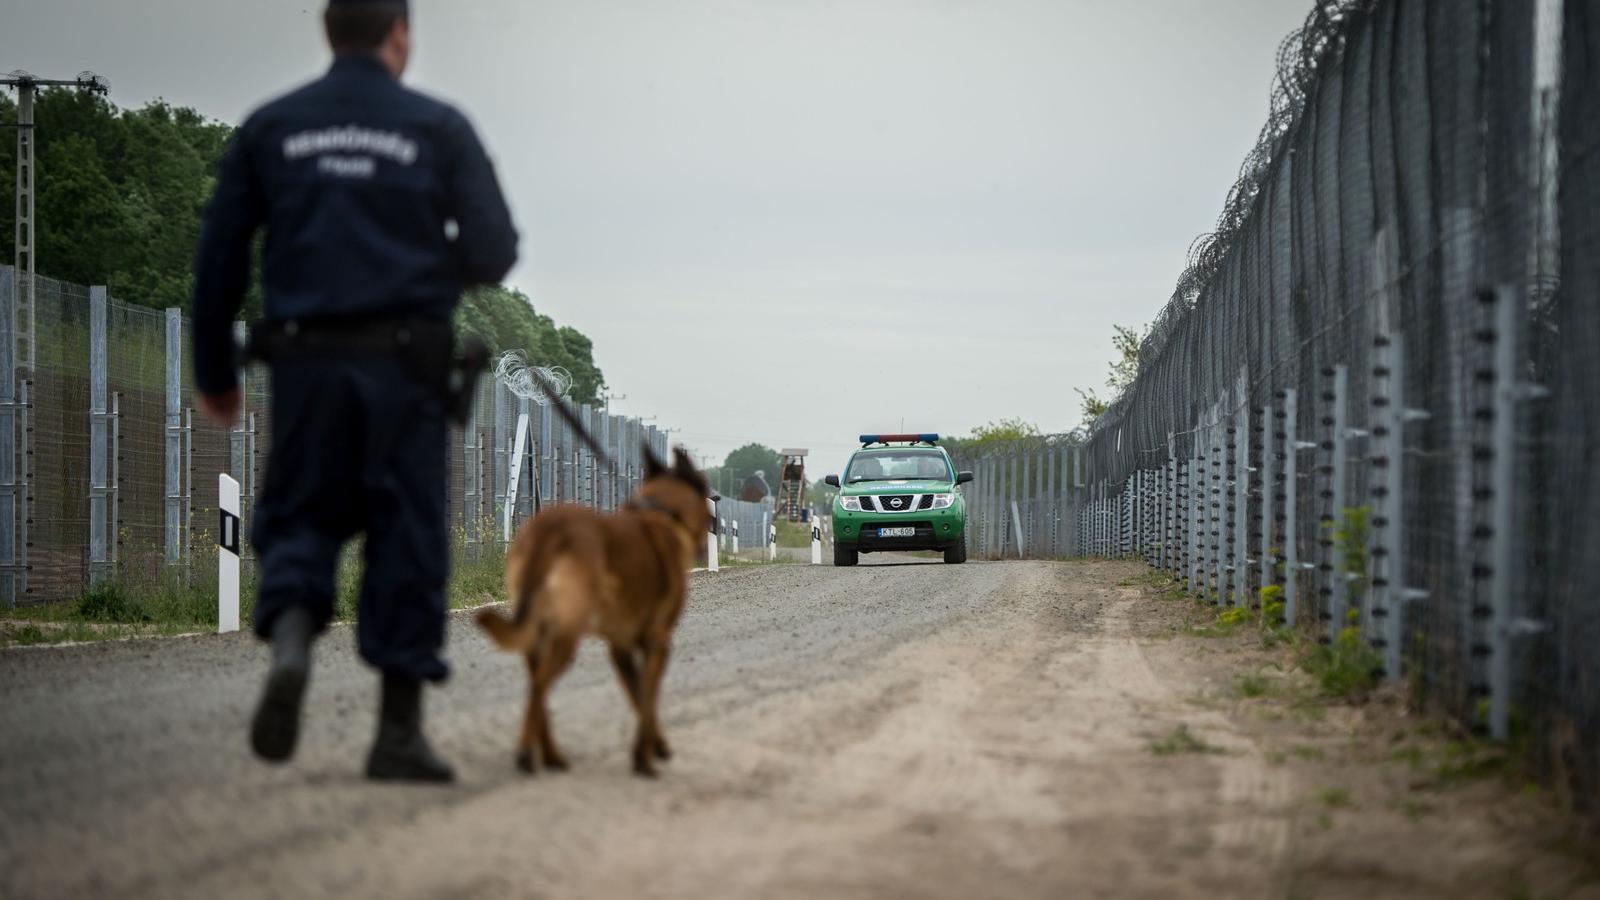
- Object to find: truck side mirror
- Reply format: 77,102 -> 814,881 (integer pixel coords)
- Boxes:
824,474 -> 840,488
956,471 -> 974,485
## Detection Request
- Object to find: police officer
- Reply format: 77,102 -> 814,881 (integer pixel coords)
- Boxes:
192,0 -> 517,782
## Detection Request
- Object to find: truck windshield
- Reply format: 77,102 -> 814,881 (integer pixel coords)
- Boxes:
845,450 -> 951,483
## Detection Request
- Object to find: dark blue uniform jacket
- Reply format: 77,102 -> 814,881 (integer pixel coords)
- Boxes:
192,54 -> 517,393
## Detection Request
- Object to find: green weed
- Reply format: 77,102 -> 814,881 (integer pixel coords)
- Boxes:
1316,786 -> 1352,808
1303,625 -> 1382,700
75,582 -> 152,624
1236,672 -> 1272,698
1149,724 -> 1222,756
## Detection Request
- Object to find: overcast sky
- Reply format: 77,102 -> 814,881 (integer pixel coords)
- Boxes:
2,0 -> 1308,474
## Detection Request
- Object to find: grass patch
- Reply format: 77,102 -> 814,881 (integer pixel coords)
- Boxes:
2,531 -> 511,647
1302,622 -> 1383,700
1149,724 -> 1222,756
1236,672 -> 1272,698
774,518 -> 815,549
1316,786 -> 1353,808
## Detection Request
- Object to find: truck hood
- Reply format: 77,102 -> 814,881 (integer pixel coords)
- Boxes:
838,480 -> 953,496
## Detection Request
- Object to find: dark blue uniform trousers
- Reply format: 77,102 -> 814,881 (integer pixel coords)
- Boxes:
251,357 -> 450,682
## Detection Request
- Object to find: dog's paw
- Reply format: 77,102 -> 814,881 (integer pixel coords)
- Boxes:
543,751 -> 569,772
653,737 -> 672,761
515,749 -> 535,774
632,751 -> 658,779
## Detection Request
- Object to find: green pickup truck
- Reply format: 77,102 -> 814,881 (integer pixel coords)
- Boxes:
824,434 -> 972,566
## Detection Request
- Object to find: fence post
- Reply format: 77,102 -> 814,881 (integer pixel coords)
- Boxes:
598,411 -> 612,511
1371,332 -> 1427,681
163,309 -> 182,566
1321,365 -> 1350,641
537,401 -> 552,511
1046,445 -> 1059,557
1259,403 -> 1275,610
88,286 -> 109,585
1187,442 -> 1199,591
464,392 -> 479,554
1478,287 -> 1547,739
1234,399 -> 1249,607
0,268 -> 14,606
1282,391 -> 1299,626
493,377 -> 508,536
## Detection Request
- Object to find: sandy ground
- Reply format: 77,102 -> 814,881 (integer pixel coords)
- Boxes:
1,558 -> 1594,899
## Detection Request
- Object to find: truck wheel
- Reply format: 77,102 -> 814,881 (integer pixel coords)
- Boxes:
834,545 -> 859,567
943,540 -> 967,564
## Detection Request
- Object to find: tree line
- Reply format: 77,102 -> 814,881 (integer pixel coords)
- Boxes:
0,89 -> 604,403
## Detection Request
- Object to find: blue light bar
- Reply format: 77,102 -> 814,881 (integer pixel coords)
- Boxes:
859,433 -> 940,445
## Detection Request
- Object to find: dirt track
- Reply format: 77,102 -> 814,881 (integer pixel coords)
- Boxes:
1,559 -> 1591,899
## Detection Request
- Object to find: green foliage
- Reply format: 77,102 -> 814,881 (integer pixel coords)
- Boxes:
1327,506 -> 1372,600
1,89 -> 606,405
1074,323 -> 1147,426
1259,584 -> 1285,624
1217,606 -> 1253,627
1149,724 -> 1222,756
941,418 -> 1051,458
1074,388 -> 1108,425
1303,625 -> 1382,700
1316,786 -> 1352,808
0,90 -> 240,313
75,582 -> 152,624
1236,672 -> 1271,698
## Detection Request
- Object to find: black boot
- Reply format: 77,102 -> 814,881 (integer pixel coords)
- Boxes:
365,672 -> 455,783
250,606 -> 315,762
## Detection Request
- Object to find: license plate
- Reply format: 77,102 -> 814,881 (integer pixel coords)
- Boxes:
877,527 -> 915,538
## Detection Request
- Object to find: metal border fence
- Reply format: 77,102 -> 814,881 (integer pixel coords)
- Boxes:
0,266 -> 769,605
1074,0 -> 1598,807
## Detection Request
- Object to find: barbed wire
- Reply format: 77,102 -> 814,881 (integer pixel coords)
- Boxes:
1133,0 -> 1375,376
491,350 -> 572,405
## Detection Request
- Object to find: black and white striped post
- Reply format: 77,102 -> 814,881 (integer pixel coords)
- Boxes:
768,516 -> 777,561
810,515 -> 822,565
706,498 -> 719,573
218,473 -> 241,634
731,518 -> 740,555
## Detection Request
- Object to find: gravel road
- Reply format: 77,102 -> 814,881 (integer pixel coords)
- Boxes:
1,558 -> 1292,899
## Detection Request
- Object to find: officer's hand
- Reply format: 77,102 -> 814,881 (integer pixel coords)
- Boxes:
197,388 -> 242,428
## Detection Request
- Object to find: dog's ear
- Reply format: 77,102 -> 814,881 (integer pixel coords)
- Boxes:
672,447 -> 697,478
643,443 -> 668,479
672,446 -> 709,495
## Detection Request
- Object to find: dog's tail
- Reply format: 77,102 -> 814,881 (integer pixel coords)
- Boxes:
474,553 -> 590,654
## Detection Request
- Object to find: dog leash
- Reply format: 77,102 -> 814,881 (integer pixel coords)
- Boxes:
524,365 -> 626,472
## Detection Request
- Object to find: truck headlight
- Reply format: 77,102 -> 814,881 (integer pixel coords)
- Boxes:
929,493 -> 954,509
838,495 -> 862,512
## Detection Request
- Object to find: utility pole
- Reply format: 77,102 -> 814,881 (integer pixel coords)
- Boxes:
3,70 -> 110,374
1,69 -> 108,606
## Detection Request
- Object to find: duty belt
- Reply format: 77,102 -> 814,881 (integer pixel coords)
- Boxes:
243,316 -> 489,425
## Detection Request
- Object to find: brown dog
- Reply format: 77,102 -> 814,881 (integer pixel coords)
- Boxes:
475,445 -> 710,777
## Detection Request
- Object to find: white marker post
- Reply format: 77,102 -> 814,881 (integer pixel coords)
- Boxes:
731,518 -> 739,555
1011,500 -> 1026,560
811,516 -> 822,565
218,474 -> 241,634
768,519 -> 777,561
706,498 -> 720,572
503,412 -> 530,542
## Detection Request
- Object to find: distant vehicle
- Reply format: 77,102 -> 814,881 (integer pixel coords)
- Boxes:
824,434 -> 972,566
